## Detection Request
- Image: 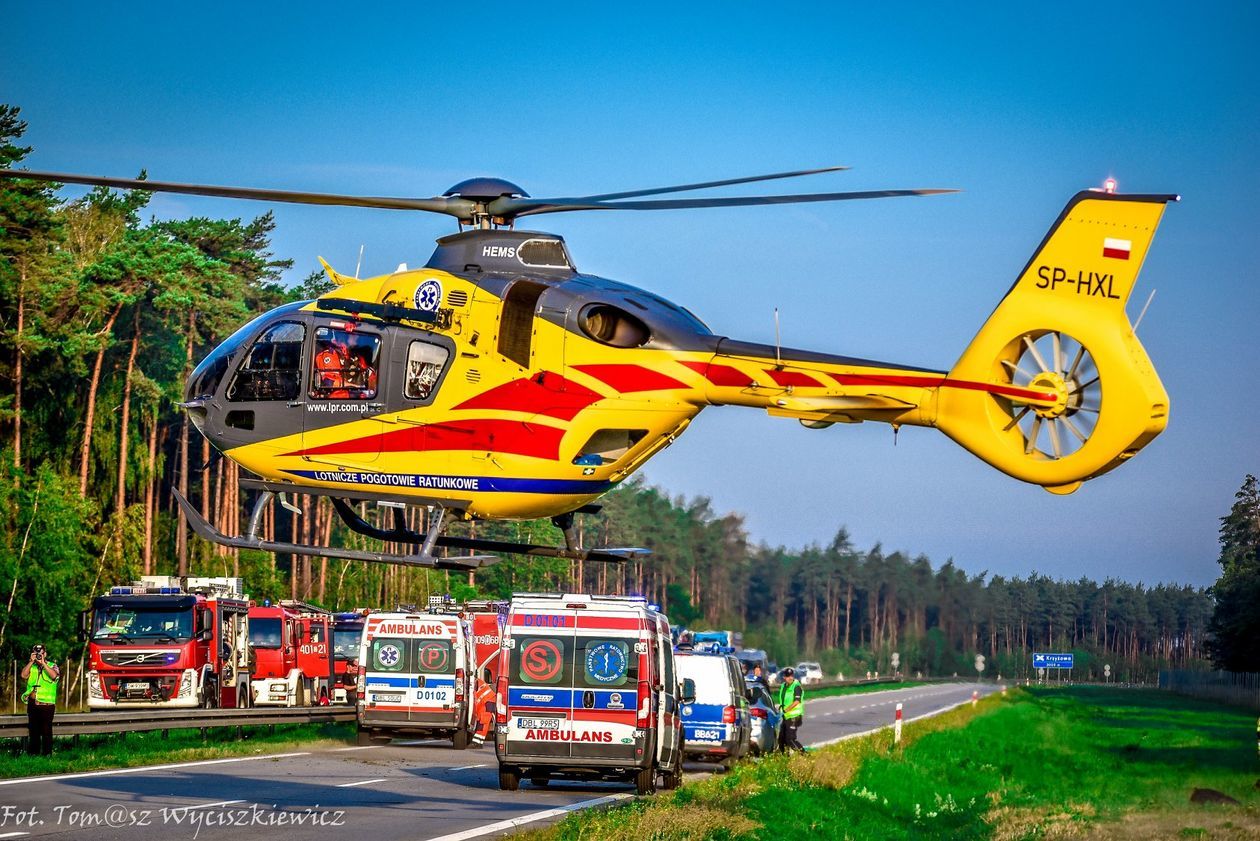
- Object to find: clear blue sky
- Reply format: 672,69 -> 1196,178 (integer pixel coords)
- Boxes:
3,3 -> 1256,588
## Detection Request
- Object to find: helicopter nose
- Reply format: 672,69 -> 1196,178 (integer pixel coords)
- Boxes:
180,397 -> 209,435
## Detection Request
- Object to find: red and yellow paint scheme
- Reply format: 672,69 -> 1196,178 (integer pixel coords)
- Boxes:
212,189 -> 1175,521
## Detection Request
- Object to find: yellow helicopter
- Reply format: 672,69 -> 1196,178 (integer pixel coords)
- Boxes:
0,167 -> 1177,569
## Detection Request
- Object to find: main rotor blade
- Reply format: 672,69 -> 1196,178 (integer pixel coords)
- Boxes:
0,169 -> 470,216
499,188 -> 959,217
571,165 -> 851,202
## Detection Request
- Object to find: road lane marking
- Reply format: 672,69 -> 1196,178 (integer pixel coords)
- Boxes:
0,832 -> 30,838
808,696 -> 976,749
0,752 -> 312,787
176,800 -> 246,810
332,745 -> 379,752
424,793 -> 633,841
448,763 -> 487,771
337,778 -> 387,788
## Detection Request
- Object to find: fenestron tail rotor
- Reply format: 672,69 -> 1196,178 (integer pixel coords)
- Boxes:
0,166 -> 957,229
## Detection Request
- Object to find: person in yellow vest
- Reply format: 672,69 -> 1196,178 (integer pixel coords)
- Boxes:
776,666 -> 805,752
21,643 -> 59,755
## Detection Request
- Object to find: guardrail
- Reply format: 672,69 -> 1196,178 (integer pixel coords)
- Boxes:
0,705 -> 355,739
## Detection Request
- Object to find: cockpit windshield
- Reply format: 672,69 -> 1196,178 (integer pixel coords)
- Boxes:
186,302 -> 310,401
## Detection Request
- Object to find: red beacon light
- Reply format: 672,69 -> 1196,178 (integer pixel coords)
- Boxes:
1103,178 -> 1117,194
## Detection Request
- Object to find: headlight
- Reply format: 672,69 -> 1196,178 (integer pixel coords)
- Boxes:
87,671 -> 104,699
270,682 -> 288,692
178,669 -> 195,697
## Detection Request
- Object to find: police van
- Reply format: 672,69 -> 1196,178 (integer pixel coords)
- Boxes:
355,598 -> 474,748
675,649 -> 752,768
495,593 -> 689,794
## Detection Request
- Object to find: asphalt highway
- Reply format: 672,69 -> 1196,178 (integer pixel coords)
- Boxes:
0,682 -> 998,841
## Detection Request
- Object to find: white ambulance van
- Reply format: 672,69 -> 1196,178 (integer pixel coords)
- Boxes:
355,601 -> 474,748
495,593 -> 689,794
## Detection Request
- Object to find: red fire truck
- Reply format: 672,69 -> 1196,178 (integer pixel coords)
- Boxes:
85,576 -> 251,709
332,610 -> 370,704
248,600 -> 334,706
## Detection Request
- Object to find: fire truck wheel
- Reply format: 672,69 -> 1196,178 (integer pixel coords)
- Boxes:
452,728 -> 470,750
635,765 -> 657,796
498,766 -> 520,792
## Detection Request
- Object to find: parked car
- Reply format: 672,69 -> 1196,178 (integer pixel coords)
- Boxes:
795,662 -> 824,685
745,680 -> 781,755
766,663 -> 780,686
676,651 -> 752,770
735,649 -> 769,681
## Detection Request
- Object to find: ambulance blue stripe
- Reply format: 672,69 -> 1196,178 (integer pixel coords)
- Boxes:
508,687 -> 635,710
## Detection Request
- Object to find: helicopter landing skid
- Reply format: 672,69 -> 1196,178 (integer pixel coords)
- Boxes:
328,498 -> 647,563
172,489 -> 497,570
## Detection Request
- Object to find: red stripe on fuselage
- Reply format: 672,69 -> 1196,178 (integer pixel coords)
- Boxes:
283,419 -> 565,460
825,371 -> 1056,403
680,361 -> 754,388
765,369 -> 824,388
573,364 -> 688,393
452,374 -> 603,421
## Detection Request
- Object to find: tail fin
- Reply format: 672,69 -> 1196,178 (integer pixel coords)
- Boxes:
936,190 -> 1178,493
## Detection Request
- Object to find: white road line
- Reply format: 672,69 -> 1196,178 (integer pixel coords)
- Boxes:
808,696 -> 976,749
424,794 -> 632,841
0,832 -> 30,839
331,745 -> 379,752
176,800 -> 246,810
448,763 -> 487,771
395,739 -> 445,746
337,778 -> 387,788
0,752 -> 312,787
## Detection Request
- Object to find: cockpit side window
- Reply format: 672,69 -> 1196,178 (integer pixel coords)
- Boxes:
310,326 -> 380,400
404,340 -> 449,402
226,322 -> 306,402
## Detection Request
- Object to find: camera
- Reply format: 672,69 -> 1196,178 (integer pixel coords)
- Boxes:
31,645 -> 44,658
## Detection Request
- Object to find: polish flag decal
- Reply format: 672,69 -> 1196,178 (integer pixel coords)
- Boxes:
1103,237 -> 1132,260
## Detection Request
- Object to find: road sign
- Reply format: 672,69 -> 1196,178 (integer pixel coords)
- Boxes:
1032,652 -> 1074,669
975,654 -> 986,673
891,652 -> 900,670
1104,664 -> 1111,679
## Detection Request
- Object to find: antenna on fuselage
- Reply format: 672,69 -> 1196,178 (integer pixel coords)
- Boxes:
774,307 -> 782,368
355,244 -> 365,279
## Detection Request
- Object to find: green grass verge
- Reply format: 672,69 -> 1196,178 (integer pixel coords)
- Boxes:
518,687 -> 1260,840
1,721 -> 355,779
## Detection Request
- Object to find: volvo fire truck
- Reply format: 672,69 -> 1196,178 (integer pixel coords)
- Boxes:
85,576 -> 251,709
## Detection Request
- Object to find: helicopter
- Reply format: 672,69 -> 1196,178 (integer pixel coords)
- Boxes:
0,166 -> 1177,570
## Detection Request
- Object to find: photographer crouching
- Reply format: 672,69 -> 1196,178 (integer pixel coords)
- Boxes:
20,644 -> 59,755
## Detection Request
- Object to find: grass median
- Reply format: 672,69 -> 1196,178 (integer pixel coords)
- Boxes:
1,721 -> 355,779
519,686 -> 1260,840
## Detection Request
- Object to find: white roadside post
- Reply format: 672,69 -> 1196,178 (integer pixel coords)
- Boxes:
894,702 -> 903,744
971,690 -> 978,708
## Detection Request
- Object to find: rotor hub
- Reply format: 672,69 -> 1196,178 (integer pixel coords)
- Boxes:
1028,371 -> 1070,419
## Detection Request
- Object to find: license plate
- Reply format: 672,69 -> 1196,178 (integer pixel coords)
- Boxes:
374,693 -> 403,703
516,717 -> 561,730
125,682 -> 149,690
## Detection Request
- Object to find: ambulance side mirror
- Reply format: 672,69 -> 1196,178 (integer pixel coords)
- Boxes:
680,678 -> 696,704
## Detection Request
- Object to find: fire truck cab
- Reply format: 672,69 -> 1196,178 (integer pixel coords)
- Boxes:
248,601 -> 333,706
356,597 -> 475,748
332,610 -> 369,704
495,593 -> 687,795
85,576 -> 250,709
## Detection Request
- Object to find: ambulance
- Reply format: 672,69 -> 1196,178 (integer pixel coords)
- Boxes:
494,593 -> 689,795
355,597 -> 474,748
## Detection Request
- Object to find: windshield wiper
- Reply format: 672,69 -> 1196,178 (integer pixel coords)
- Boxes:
135,632 -> 181,642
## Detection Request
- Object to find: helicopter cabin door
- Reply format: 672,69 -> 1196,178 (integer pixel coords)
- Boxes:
300,320 -> 384,468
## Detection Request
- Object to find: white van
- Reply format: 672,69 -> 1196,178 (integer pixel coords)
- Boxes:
356,606 -> 474,748
495,593 -> 687,794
